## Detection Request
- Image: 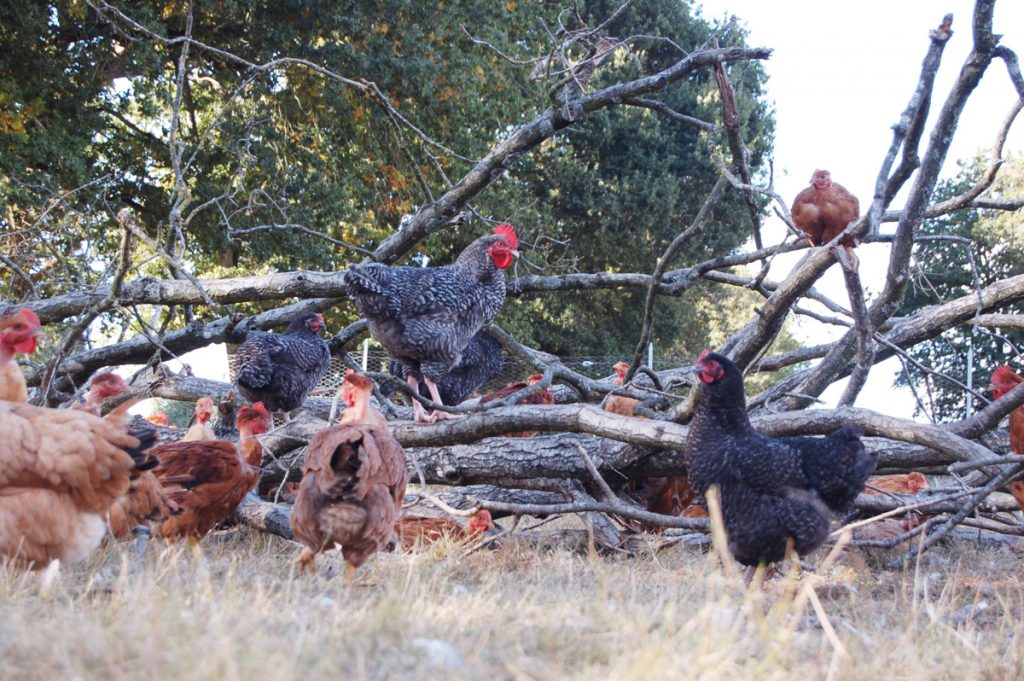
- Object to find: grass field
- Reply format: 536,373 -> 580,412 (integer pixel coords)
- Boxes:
2,527 -> 1023,680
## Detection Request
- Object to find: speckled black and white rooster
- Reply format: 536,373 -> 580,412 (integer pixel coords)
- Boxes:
232,312 -> 331,420
686,350 -> 875,578
346,224 -> 518,423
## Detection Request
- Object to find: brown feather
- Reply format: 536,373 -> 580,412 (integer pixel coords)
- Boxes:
791,170 -> 860,247
290,424 -> 408,572
0,401 -> 148,568
150,438 -> 262,541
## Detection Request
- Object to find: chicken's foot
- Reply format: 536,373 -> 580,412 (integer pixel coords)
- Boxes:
423,376 -> 463,423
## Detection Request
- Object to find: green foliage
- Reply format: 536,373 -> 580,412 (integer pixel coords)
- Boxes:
1,0 -> 777,362
895,155 -> 1024,421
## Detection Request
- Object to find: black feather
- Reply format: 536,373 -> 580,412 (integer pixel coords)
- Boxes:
233,313 -> 331,413
380,330 -> 504,405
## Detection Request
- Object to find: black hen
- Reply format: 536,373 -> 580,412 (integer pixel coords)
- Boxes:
232,312 -> 331,416
381,330 -> 504,406
346,224 -> 517,422
685,350 -> 876,568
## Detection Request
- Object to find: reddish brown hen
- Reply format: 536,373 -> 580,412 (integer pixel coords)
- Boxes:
0,308 -> 41,403
69,373 -> 181,540
988,365 -> 1024,510
0,399 -> 157,568
396,510 -> 494,549
989,365 -> 1024,454
864,472 -> 928,496
791,169 -> 860,269
151,403 -> 271,541
290,371 -> 408,582
480,373 -> 554,437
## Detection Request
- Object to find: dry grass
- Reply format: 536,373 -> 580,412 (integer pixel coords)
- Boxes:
2,528 -> 1024,681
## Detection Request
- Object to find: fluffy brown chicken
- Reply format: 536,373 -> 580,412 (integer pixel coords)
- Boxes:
791,169 -> 860,270
77,372 -> 129,415
0,399 -> 157,568
480,373 -> 554,437
396,510 -> 494,549
290,371 -> 408,581
182,397 -> 216,442
0,307 -> 41,403
69,373 -> 181,540
151,403 -> 271,541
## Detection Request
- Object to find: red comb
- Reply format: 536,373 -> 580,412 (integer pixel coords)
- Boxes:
18,308 -> 40,327
494,223 -> 518,249
252,402 -> 270,418
698,348 -> 711,362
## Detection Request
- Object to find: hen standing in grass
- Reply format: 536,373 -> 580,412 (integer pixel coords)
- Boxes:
382,329 -> 504,407
791,169 -> 860,270
346,224 -> 517,423
686,350 -> 876,574
290,371 -> 408,582
232,312 -> 330,419
0,398 -> 157,568
0,308 -> 41,403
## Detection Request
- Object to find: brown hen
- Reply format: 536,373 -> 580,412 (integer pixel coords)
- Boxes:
988,365 -> 1024,510
604,360 -> 641,417
290,371 -> 408,581
151,403 -> 271,541
791,169 -> 860,270
480,373 -> 554,437
396,510 -> 494,549
0,399 -> 157,568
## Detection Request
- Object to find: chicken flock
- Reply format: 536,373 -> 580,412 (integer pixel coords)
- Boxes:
0,207 -> 1018,585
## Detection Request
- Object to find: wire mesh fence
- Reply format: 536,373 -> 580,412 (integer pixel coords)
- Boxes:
319,349 -> 691,397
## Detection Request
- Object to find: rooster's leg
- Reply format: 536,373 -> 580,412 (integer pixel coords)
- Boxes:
422,376 -> 462,422
407,375 -> 431,423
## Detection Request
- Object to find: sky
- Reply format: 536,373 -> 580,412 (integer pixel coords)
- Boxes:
695,0 -> 1024,419
155,1 -> 1024,420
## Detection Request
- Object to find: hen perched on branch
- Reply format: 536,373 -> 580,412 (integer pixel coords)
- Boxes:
346,224 -> 518,423
791,169 -> 861,270
686,350 -> 875,576
0,308 -> 41,403
232,312 -> 330,420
